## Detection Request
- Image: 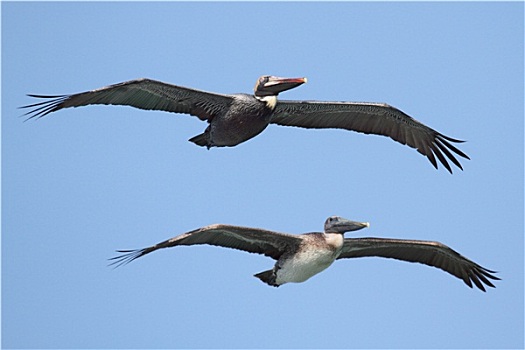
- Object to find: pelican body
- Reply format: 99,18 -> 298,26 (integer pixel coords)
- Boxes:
22,76 -> 469,173
254,217 -> 366,285
110,216 -> 499,291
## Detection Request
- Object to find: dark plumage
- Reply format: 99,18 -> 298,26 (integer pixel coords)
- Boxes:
21,75 -> 470,172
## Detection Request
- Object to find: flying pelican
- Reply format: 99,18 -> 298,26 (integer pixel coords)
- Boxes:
109,216 -> 499,291
22,76 -> 469,173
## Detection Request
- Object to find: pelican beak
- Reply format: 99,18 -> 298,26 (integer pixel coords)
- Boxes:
264,76 -> 307,90
331,219 -> 370,233
256,76 -> 307,96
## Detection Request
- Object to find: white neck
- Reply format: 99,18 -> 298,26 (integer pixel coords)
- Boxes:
256,95 -> 277,110
324,233 -> 344,251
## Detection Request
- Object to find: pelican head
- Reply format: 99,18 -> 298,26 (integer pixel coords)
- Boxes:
254,75 -> 307,98
324,216 -> 370,234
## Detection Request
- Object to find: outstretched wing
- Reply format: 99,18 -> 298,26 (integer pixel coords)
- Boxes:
271,101 -> 469,173
338,237 -> 499,291
109,224 -> 303,267
21,78 -> 233,121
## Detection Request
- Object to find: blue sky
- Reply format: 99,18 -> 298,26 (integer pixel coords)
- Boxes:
3,2 -> 523,349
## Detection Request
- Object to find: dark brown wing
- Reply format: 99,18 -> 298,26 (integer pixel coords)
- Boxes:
109,224 -> 303,268
271,101 -> 469,173
338,237 -> 499,291
21,78 -> 233,121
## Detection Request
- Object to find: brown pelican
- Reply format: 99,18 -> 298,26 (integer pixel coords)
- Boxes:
22,76 -> 469,173
109,216 -> 499,291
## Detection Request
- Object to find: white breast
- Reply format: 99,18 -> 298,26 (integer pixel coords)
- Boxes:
275,234 -> 343,285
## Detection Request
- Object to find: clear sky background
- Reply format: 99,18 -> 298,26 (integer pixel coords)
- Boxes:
2,2 -> 523,349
